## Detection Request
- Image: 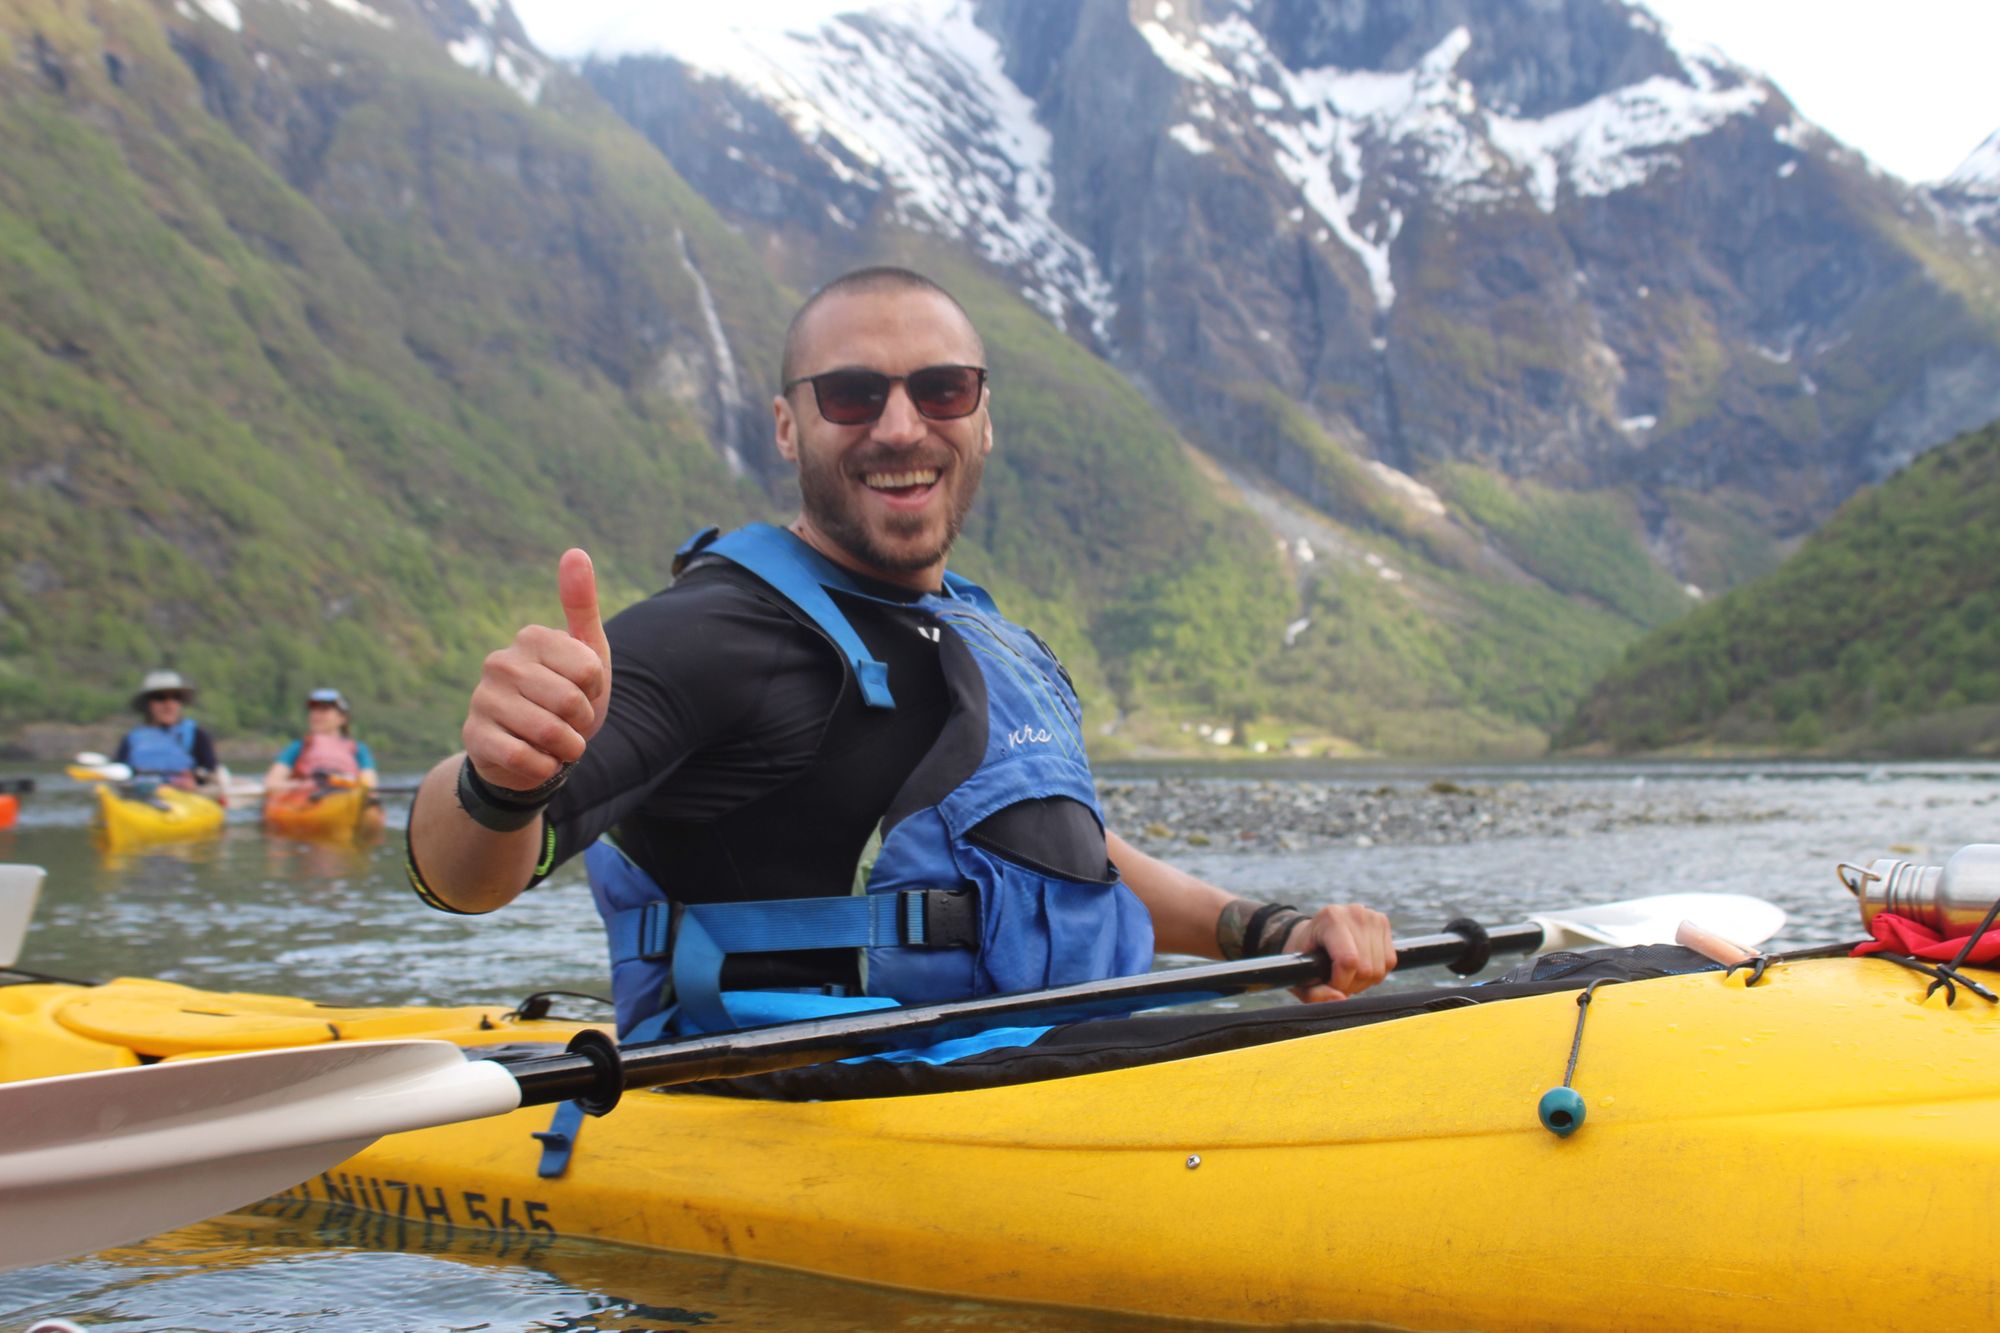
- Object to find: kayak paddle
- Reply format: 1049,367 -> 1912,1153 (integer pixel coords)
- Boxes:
0,890 -> 1780,1271
71,753 -> 240,808
1530,891 -> 1782,953
65,753 -> 133,783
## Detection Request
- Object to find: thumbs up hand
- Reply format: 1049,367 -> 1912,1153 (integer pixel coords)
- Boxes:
558,546 -> 613,732
462,549 -> 614,792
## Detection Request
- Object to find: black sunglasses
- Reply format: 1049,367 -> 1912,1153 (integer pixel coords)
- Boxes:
783,364 -> 988,426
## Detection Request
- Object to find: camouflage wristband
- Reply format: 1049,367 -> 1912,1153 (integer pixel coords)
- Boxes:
1218,899 -> 1309,960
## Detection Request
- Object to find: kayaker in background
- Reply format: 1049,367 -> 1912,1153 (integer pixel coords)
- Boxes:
115,670 -> 224,795
262,688 -> 379,796
408,266 -> 1395,1040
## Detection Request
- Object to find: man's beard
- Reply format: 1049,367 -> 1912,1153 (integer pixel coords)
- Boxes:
796,443 -> 984,576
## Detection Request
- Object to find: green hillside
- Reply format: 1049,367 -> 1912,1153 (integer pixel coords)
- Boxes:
1249,458 -> 1695,757
0,0 -> 772,744
1562,417 -> 2000,755
3,0 -> 1827,763
0,0 -> 1295,753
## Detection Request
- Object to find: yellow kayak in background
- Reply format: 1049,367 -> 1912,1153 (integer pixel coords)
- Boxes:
91,783 -> 225,850
262,784 -> 382,843
2,958 -> 1998,1329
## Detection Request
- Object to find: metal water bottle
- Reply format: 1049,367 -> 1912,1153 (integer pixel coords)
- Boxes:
1840,843 -> 2000,933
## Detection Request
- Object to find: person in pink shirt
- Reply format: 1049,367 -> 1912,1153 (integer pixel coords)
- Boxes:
263,688 -> 379,796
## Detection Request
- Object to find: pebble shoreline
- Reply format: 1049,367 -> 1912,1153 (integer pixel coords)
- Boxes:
1100,776 -> 1795,854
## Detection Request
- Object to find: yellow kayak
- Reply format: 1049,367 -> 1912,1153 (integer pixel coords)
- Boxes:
261,784 -> 383,843
3,957 -> 1998,1329
91,782 -> 225,850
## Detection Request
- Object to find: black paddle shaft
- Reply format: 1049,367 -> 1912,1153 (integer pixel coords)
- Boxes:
503,916 -> 1547,1114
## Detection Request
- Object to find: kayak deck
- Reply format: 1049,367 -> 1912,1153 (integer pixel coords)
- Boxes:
261,785 -> 383,842
5,957 -> 1998,1329
92,783 -> 225,849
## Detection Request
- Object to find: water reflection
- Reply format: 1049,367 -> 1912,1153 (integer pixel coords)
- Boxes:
92,836 -> 230,876
0,1205 -> 1188,1333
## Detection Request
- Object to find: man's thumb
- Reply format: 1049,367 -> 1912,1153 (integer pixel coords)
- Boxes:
558,548 -> 609,662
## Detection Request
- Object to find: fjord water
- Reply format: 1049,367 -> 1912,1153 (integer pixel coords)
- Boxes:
1,759 -> 1996,1331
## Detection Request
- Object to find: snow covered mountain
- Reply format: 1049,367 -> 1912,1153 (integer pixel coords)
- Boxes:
1935,129 -> 2000,240
577,2 -> 1115,340
20,0 -> 1995,750
567,0 -> 1771,333
560,0 -> 2000,574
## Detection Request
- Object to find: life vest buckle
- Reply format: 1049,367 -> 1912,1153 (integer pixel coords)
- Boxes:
918,887 -> 979,949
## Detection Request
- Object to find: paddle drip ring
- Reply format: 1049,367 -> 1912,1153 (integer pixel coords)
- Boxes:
1441,917 -> 1492,976
564,1027 -> 626,1116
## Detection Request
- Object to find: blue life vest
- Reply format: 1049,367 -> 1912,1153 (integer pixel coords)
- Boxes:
586,524 -> 1155,1037
122,718 -> 200,775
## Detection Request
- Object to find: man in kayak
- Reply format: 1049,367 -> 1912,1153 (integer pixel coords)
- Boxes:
408,267 -> 1395,1038
262,688 -> 380,798
114,669 -> 224,795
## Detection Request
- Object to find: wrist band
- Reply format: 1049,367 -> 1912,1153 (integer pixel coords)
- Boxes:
1219,898 -> 1307,960
1252,907 -> 1310,956
473,755 -> 573,807
1242,902 -> 1289,952
455,755 -> 567,833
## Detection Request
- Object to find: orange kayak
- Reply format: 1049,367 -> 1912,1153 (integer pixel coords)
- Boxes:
261,784 -> 382,842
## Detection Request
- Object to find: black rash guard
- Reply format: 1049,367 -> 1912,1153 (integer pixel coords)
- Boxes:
538,558 -> 955,913
414,555 -> 1111,986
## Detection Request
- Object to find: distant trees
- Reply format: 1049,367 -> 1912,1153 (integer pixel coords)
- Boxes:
1562,417 -> 2000,753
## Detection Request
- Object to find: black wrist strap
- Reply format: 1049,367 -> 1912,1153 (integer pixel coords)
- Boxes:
1243,902 -> 1290,952
455,756 -> 565,833
1251,906 -> 1310,957
1243,902 -> 1303,952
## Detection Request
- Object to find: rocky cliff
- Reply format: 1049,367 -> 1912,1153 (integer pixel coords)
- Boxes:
0,0 -> 1284,748
578,0 -> 2000,572
8,0 -> 1997,756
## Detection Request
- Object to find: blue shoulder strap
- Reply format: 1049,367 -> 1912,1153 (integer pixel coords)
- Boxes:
939,569 -> 998,614
695,524 -> 896,710
172,718 -> 198,752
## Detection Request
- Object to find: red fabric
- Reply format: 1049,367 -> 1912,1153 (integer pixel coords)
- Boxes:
1851,911 -> 2000,964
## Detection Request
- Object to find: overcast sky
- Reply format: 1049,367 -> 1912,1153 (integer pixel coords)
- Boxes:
1645,0 -> 1997,183
508,0 -> 2000,185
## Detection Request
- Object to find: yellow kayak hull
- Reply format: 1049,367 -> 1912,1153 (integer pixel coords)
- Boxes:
6,959 -> 1999,1329
261,785 -> 381,842
92,783 -> 225,849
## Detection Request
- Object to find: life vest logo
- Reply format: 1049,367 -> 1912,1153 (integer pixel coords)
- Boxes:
1006,725 -> 1054,748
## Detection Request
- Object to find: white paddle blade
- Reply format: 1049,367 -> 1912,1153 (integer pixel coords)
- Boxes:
1528,892 -> 1785,954
63,761 -> 131,783
0,865 -> 43,969
0,1040 -> 522,1272
73,752 -> 108,767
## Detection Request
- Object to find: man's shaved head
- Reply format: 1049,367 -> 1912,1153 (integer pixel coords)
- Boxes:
780,266 -> 984,385
771,265 -> 994,591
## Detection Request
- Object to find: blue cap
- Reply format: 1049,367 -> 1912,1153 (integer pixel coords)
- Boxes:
306,688 -> 350,712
